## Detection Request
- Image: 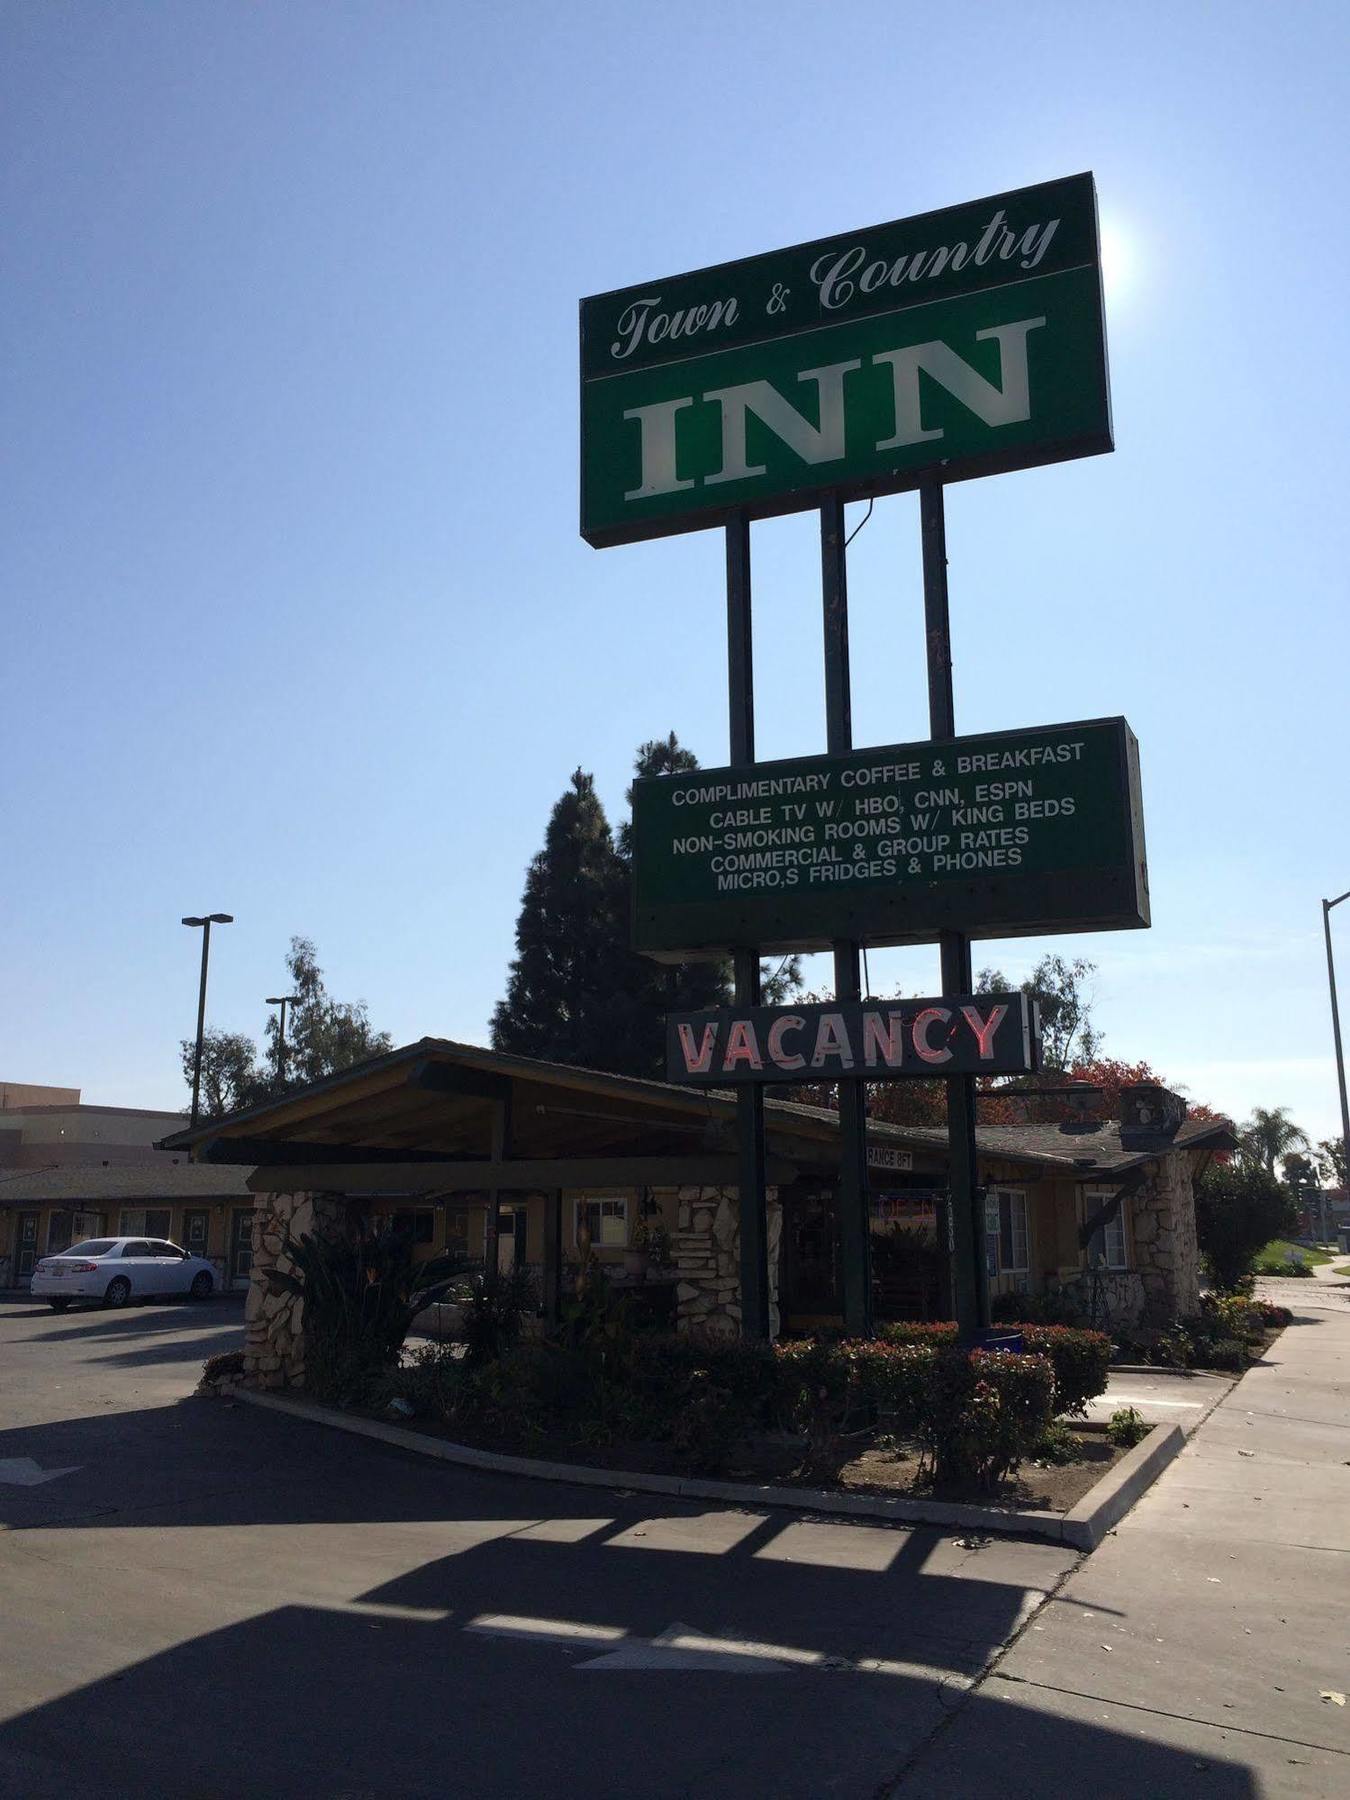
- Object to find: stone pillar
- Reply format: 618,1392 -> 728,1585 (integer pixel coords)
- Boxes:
1130,1152 -> 1201,1325
673,1186 -> 782,1339
242,1190 -> 351,1390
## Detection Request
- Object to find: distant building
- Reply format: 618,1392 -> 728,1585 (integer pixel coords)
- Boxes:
0,1082 -> 255,1291
0,1083 -> 189,1171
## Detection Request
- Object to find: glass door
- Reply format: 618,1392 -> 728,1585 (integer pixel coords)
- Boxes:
16,1212 -> 41,1280
230,1209 -> 254,1288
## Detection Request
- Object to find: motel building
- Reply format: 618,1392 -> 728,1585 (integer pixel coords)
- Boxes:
159,1039 -> 1234,1389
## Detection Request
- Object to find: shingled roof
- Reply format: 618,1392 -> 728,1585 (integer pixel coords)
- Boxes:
0,1163 -> 256,1206
160,1037 -> 1235,1181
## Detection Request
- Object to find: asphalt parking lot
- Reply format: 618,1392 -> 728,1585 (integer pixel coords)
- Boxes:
0,1297 -> 1301,1799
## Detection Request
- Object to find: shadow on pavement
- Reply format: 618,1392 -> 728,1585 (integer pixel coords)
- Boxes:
13,1298 -> 244,1346
0,1397 -> 1261,1798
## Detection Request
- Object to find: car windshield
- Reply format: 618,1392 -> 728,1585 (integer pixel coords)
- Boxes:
64,1240 -> 116,1257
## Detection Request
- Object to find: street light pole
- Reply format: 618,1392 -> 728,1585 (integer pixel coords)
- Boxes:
182,913 -> 233,1130
265,994 -> 300,1087
1322,888 -> 1350,1244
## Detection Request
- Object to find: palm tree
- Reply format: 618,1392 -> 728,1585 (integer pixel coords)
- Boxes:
1239,1106 -> 1310,1177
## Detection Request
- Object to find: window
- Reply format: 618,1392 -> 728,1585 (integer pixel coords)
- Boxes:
149,1241 -> 184,1259
389,1209 -> 435,1246
1086,1189 -> 1128,1270
121,1241 -> 152,1259
986,1190 -> 1029,1275
575,1196 -> 628,1248
47,1212 -> 73,1253
984,1193 -> 1002,1279
119,1209 -> 172,1238
67,1240 -> 116,1257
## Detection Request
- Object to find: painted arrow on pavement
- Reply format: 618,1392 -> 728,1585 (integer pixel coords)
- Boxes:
0,1457 -> 82,1487
577,1623 -> 834,1674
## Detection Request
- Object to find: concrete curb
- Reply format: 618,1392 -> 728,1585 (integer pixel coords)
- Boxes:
1060,1422 -> 1184,1549
232,1389 -> 1183,1550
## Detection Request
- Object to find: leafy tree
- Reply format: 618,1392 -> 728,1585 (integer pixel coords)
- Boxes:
179,1028 -> 264,1120
1315,1137 -> 1347,1188
1283,1151 -> 1318,1190
1194,1161 -> 1299,1292
1238,1105 -> 1309,1177
268,937 -> 392,1089
181,937 -> 391,1116
976,954 -> 1101,1069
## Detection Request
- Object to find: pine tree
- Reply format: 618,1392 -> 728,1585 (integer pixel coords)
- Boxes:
491,769 -> 635,1071
493,739 -> 802,1079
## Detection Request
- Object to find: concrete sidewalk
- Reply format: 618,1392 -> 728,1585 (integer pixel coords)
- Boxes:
892,1301 -> 1350,1798
1086,1365 -> 1235,1435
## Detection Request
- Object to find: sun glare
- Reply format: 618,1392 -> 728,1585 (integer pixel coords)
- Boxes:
1099,217 -> 1139,310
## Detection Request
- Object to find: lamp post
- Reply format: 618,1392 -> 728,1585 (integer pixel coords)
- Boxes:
265,994 -> 300,1087
1322,888 -> 1350,1245
182,914 -> 233,1130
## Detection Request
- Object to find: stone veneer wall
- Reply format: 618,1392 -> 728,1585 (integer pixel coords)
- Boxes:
1130,1151 -> 1202,1324
672,1185 -> 782,1339
242,1190 -> 351,1389
1047,1268 -> 1146,1330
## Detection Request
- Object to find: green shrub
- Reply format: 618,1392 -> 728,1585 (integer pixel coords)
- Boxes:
878,1321 -> 959,1348
774,1337 -> 862,1471
1106,1406 -> 1148,1448
1199,1293 -> 1290,1343
841,1339 -> 933,1427
1195,1163 -> 1299,1291
920,1349 -> 1055,1492
1018,1325 -> 1112,1417
461,1267 -> 538,1369
265,1227 -> 469,1402
1030,1419 -> 1083,1464
670,1373 -> 751,1472
879,1321 -> 1110,1418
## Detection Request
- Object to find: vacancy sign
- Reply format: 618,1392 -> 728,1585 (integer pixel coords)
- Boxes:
580,173 -> 1111,547
667,994 -> 1039,1086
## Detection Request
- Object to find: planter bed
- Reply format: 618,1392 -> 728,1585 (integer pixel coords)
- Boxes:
350,1407 -> 1127,1517
227,1386 -> 1182,1550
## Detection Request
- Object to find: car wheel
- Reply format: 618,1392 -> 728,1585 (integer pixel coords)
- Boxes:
104,1276 -> 132,1309
190,1271 -> 214,1300
47,1299 -> 72,1312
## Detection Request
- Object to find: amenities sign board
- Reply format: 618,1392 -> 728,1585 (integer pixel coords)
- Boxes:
581,173 -> 1110,548
667,994 -> 1039,1085
633,715 -> 1147,958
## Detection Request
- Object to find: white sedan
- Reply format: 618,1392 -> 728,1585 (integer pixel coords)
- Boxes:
31,1237 -> 218,1311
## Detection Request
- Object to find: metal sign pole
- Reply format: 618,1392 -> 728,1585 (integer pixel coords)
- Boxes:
919,480 -> 989,1338
821,496 -> 874,1337
727,515 -> 771,1340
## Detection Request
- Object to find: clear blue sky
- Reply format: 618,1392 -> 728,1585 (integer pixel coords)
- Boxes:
3,2 -> 1347,1145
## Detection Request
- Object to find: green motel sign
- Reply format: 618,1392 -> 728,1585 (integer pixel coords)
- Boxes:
581,173 -> 1111,547
631,716 -> 1148,959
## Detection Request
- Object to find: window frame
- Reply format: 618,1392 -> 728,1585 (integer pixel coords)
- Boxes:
1085,1186 -> 1129,1271
574,1195 -> 629,1250
119,1208 -> 172,1239
988,1188 -> 1030,1276
387,1207 -> 436,1247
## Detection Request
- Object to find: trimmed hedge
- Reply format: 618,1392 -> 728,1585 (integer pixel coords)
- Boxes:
773,1337 -> 1055,1490
391,1328 -> 1059,1489
879,1320 -> 1111,1418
